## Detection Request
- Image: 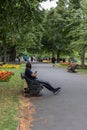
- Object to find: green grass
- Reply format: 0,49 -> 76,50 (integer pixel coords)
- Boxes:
77,68 -> 87,74
0,63 -> 25,130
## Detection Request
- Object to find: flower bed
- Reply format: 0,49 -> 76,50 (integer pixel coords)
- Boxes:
0,70 -> 14,82
0,64 -> 20,69
42,60 -> 51,63
60,62 -> 79,67
60,62 -> 70,65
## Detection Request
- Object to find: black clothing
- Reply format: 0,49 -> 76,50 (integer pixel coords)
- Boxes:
25,68 -> 57,93
25,68 -> 36,80
51,57 -> 56,64
36,79 -> 55,92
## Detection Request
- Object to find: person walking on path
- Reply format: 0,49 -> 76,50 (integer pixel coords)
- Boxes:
25,62 -> 61,95
51,56 -> 56,67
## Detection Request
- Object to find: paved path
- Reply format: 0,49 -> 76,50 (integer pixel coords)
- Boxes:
30,63 -> 87,130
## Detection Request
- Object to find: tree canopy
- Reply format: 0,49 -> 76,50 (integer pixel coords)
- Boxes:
0,0 -> 87,66
0,0 -> 45,62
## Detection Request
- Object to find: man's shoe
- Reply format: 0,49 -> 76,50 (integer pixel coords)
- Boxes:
53,87 -> 61,95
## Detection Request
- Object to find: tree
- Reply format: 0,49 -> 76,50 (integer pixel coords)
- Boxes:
41,0 -> 69,61
0,0 -> 46,62
65,0 -> 87,66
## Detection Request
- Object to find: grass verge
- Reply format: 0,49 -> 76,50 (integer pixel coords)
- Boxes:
0,63 -> 25,130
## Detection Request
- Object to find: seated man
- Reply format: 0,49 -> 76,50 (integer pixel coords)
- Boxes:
25,62 -> 61,95
67,63 -> 78,72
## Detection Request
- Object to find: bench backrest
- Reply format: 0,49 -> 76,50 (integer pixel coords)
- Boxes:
20,73 -> 32,82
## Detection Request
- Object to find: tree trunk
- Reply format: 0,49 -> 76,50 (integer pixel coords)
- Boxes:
51,51 -> 54,57
9,45 -> 16,62
3,41 -> 7,63
81,45 -> 85,66
3,47 -> 7,63
57,50 -> 60,63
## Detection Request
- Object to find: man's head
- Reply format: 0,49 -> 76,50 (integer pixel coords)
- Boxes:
26,62 -> 32,69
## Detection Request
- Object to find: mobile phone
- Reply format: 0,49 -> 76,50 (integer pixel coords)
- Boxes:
35,71 -> 37,73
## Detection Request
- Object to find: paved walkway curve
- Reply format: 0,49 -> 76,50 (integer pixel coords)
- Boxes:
30,63 -> 87,130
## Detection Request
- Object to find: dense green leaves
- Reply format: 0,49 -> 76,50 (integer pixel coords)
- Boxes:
41,0 -> 69,61
40,0 -> 87,65
0,0 -> 45,62
0,0 -> 87,66
65,0 -> 87,65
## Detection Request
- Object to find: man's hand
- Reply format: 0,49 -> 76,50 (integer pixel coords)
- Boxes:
34,71 -> 37,74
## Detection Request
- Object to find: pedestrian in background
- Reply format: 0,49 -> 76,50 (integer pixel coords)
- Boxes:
51,56 -> 56,67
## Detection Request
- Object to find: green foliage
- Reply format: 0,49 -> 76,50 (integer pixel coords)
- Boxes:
0,0 -> 87,66
41,0 -> 69,58
40,0 -> 87,65
65,0 -> 87,65
0,0 -> 45,62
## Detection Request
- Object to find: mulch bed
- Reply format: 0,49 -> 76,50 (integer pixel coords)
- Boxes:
17,96 -> 35,130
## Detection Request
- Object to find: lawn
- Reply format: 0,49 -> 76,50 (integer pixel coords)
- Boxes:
0,63 -> 25,130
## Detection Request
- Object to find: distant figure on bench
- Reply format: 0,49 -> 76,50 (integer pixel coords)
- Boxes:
67,63 -> 79,73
